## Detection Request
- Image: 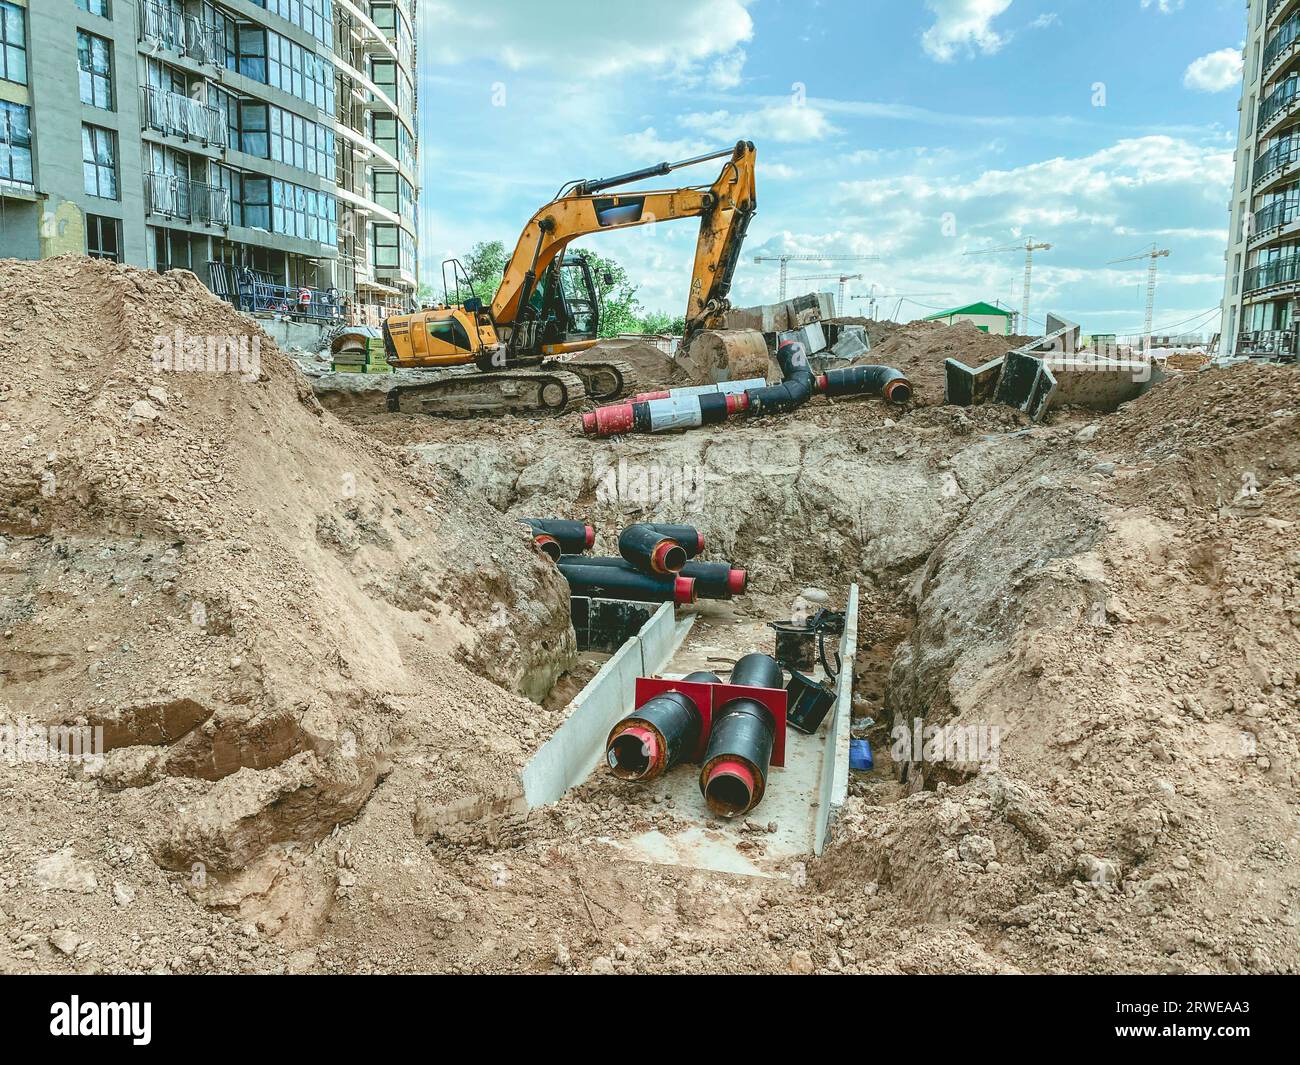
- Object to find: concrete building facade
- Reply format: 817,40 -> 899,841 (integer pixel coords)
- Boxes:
1221,0 -> 1300,360
0,0 -> 418,323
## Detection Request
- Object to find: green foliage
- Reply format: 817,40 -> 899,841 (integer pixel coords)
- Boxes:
638,311 -> 686,335
571,248 -> 642,337
436,240 -> 508,306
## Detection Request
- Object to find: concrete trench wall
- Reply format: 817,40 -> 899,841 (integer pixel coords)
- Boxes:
521,602 -> 694,808
816,584 -> 858,855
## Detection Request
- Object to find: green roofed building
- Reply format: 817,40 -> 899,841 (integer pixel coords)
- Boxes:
922,302 -> 1015,336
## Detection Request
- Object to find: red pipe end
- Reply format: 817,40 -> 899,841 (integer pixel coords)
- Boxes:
727,568 -> 748,596
883,378 -> 913,404
815,373 -> 829,393
584,403 -> 635,436
725,393 -> 750,414
533,534 -> 561,562
607,724 -> 662,780
703,758 -> 757,818
674,575 -> 697,605
695,530 -> 706,554
634,389 -> 671,402
584,524 -> 596,549
651,539 -> 687,575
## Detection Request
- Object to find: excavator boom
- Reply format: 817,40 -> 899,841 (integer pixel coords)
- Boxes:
494,141 -> 756,344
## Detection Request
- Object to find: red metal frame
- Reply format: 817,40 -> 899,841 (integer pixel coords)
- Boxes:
633,677 -> 787,767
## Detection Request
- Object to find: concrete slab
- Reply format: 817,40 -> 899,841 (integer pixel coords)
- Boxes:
816,584 -> 858,855
945,356 -> 1005,406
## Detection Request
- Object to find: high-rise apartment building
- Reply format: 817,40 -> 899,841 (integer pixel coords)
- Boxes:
0,0 -> 418,323
1221,0 -> 1300,360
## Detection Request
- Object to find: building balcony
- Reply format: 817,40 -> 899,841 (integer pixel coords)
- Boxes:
1269,0 -> 1299,32
1253,136 -> 1300,190
1263,12 -> 1300,83
1238,328 -> 1299,359
141,86 -> 228,148
138,0 -> 224,67
1243,250 -> 1300,294
1250,194 -> 1300,244
144,172 -> 232,227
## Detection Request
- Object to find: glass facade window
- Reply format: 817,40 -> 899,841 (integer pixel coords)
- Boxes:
269,107 -> 335,179
0,1 -> 26,85
86,214 -> 121,261
271,178 -> 336,243
78,31 -> 113,110
0,99 -> 32,185
82,124 -> 118,199
76,0 -> 111,16
239,102 -> 269,157
257,0 -> 333,46
265,31 -> 335,112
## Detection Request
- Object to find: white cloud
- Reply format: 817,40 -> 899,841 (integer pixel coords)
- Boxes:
679,103 -> 836,143
1183,48 -> 1244,93
1141,0 -> 1184,12
921,0 -> 1014,62
418,0 -> 754,78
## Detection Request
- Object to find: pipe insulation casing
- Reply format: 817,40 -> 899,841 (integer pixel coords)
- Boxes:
816,365 -> 913,403
698,653 -> 785,818
558,556 -> 746,600
605,670 -> 721,781
641,523 -> 705,558
619,523 -> 689,575
520,518 -> 595,554
631,378 -> 768,403
556,561 -> 696,605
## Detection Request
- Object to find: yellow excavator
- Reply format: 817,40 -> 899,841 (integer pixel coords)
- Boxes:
369,140 -> 756,416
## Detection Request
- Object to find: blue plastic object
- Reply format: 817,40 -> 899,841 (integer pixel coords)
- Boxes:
849,738 -> 873,771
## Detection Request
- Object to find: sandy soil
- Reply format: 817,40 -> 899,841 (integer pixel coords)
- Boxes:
2,258 -> 1297,974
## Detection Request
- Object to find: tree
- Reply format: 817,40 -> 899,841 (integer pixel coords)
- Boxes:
458,240 -> 509,305
571,248 -> 642,337
639,311 -> 686,336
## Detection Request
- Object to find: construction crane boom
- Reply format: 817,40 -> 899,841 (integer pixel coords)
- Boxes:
963,239 -> 1052,334
753,253 -> 880,301
788,272 -> 864,316
1108,243 -> 1171,353
849,291 -> 951,321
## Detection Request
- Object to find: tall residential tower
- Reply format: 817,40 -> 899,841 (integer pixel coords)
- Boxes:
0,0 -> 418,322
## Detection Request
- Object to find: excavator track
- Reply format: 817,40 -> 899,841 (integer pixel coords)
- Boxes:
385,368 -> 588,417
545,358 -> 639,403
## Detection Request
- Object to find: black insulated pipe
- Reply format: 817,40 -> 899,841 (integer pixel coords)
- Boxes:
818,365 -> 913,404
556,561 -> 696,605
641,523 -> 705,559
558,556 -> 747,601
605,671 -> 721,782
521,518 -> 595,555
619,523 -> 688,575
744,340 -> 815,417
698,653 -> 785,818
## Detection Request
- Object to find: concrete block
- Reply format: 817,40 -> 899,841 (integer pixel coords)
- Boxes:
830,325 -> 870,361
944,356 -> 1005,406
521,635 -> 645,808
816,583 -> 858,856
777,321 -> 826,356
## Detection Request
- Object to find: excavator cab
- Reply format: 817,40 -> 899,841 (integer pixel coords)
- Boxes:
534,255 -> 600,346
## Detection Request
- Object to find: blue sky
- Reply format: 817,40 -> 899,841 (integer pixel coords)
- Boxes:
417,0 -> 1244,336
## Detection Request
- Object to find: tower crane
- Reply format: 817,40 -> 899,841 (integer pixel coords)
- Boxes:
753,253 -> 879,301
963,238 -> 1052,333
1108,243 -> 1171,353
788,273 -> 863,316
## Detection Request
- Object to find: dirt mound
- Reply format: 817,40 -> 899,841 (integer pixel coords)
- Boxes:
570,336 -> 687,391
0,257 -> 576,958
859,320 -> 1035,405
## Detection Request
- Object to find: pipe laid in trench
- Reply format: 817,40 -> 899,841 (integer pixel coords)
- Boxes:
699,652 -> 785,818
520,518 -> 595,556
559,556 -> 746,600
605,671 -> 721,781
580,341 -> 913,437
641,523 -> 705,558
556,561 -> 697,605
618,523 -> 688,575
630,378 -> 767,403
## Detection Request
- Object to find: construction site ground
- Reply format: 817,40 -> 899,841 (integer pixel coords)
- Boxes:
2,258 -> 1298,975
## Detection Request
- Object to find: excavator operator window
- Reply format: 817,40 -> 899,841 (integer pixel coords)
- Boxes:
558,258 -> 598,340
